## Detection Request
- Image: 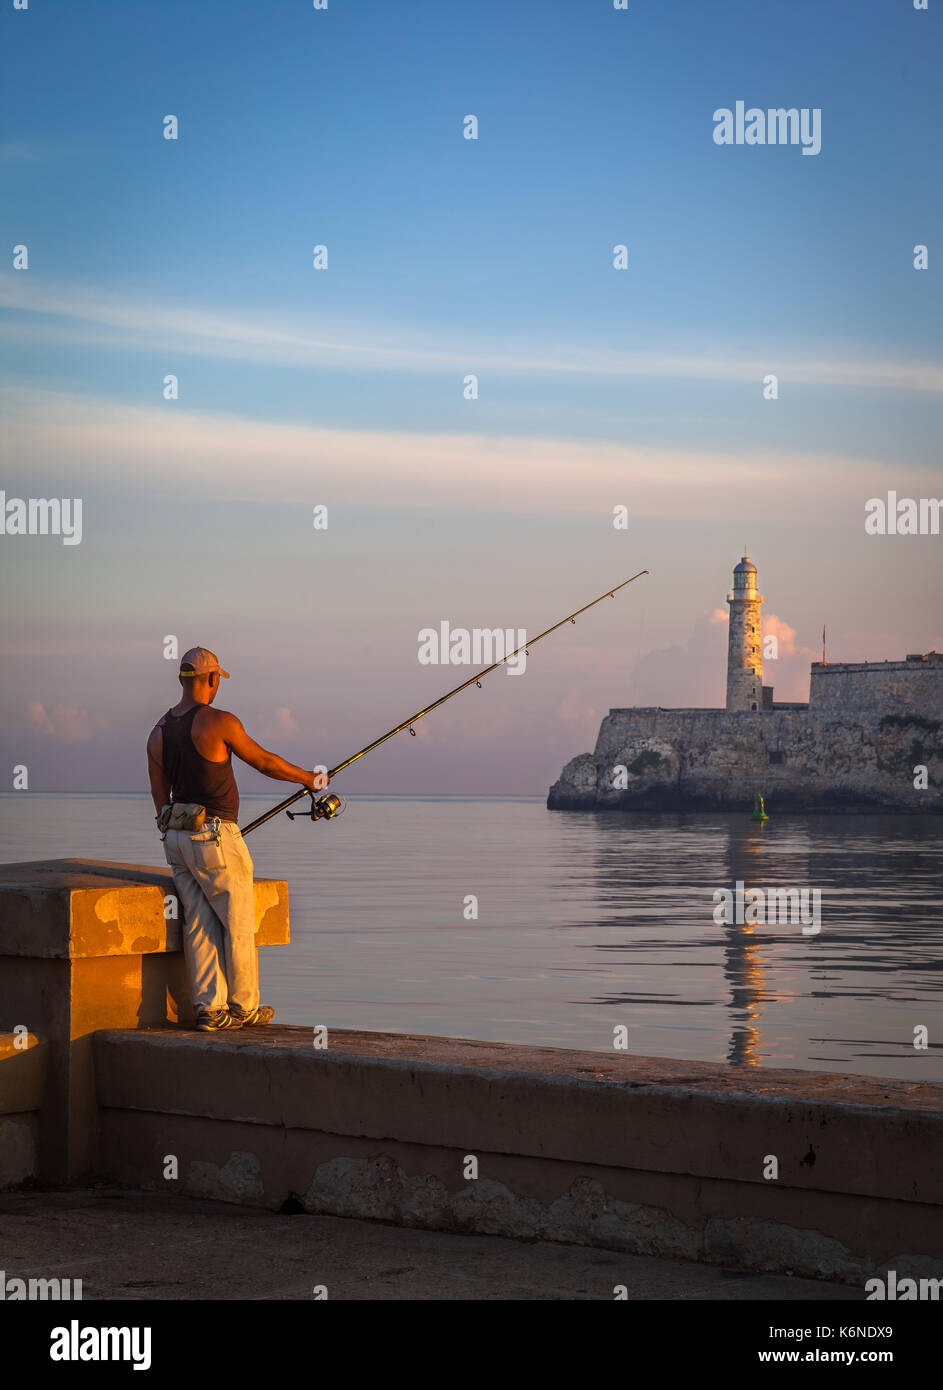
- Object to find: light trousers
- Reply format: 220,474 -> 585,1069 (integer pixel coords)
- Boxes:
162,820 -> 258,1017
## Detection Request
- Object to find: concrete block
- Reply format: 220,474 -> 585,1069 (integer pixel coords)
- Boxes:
0,859 -> 288,1183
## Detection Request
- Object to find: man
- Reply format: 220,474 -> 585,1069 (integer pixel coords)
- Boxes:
146,646 -> 327,1032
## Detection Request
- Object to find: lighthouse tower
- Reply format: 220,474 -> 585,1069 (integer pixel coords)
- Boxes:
726,556 -> 763,711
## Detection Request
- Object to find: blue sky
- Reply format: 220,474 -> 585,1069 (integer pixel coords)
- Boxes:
1,0 -> 940,794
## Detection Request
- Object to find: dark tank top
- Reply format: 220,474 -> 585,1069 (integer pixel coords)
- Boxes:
160,706 -> 239,821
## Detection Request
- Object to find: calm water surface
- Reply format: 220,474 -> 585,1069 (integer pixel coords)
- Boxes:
2,793 -> 940,1081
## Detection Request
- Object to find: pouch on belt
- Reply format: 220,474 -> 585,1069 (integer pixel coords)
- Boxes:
157,802 -> 207,833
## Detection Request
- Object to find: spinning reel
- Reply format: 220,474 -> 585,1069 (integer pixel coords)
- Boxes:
286,791 -> 346,822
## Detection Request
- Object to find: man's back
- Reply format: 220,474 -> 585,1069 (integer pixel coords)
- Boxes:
158,704 -> 240,822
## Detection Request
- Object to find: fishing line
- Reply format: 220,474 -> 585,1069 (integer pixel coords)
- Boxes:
241,571 -> 649,836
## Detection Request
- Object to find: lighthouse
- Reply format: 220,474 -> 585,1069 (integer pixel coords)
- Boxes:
726,556 -> 763,711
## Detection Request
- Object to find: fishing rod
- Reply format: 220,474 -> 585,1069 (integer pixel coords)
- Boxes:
240,570 -> 649,836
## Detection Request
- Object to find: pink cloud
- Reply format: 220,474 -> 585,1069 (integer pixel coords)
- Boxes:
758,613 -> 817,700
763,613 -> 801,658
27,702 -> 107,743
258,706 -> 298,739
556,694 -> 600,727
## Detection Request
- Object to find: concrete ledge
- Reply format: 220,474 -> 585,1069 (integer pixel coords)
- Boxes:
0,858 -> 288,1182
93,1028 -> 943,1283
0,858 -> 289,957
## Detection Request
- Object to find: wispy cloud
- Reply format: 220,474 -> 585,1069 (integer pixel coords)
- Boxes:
2,276 -> 941,394
0,385 -> 924,524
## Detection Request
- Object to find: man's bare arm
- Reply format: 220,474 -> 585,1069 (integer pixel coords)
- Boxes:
220,713 -> 328,791
146,724 -> 171,812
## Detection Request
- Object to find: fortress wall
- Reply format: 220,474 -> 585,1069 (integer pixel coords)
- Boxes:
810,660 -> 943,720
595,707 -> 805,757
548,705 -> 943,812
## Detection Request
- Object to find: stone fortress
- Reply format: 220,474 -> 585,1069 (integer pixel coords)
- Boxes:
548,557 -> 943,813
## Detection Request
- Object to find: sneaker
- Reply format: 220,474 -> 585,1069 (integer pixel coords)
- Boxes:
231,1004 -> 275,1027
196,1009 -> 243,1031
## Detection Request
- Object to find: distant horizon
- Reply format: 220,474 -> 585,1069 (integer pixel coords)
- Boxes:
0,789 -> 548,799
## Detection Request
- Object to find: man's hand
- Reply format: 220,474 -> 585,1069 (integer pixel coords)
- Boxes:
306,768 -> 331,793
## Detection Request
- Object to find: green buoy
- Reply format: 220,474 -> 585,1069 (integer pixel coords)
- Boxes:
751,792 -> 769,822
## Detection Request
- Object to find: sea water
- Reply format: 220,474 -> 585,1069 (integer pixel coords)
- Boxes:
1,793 -> 940,1081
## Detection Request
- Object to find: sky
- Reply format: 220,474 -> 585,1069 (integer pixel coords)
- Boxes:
1,0 -> 940,795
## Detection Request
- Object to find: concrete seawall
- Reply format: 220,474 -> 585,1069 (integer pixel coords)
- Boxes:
92,1026 -> 943,1283
2,859 -> 942,1285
